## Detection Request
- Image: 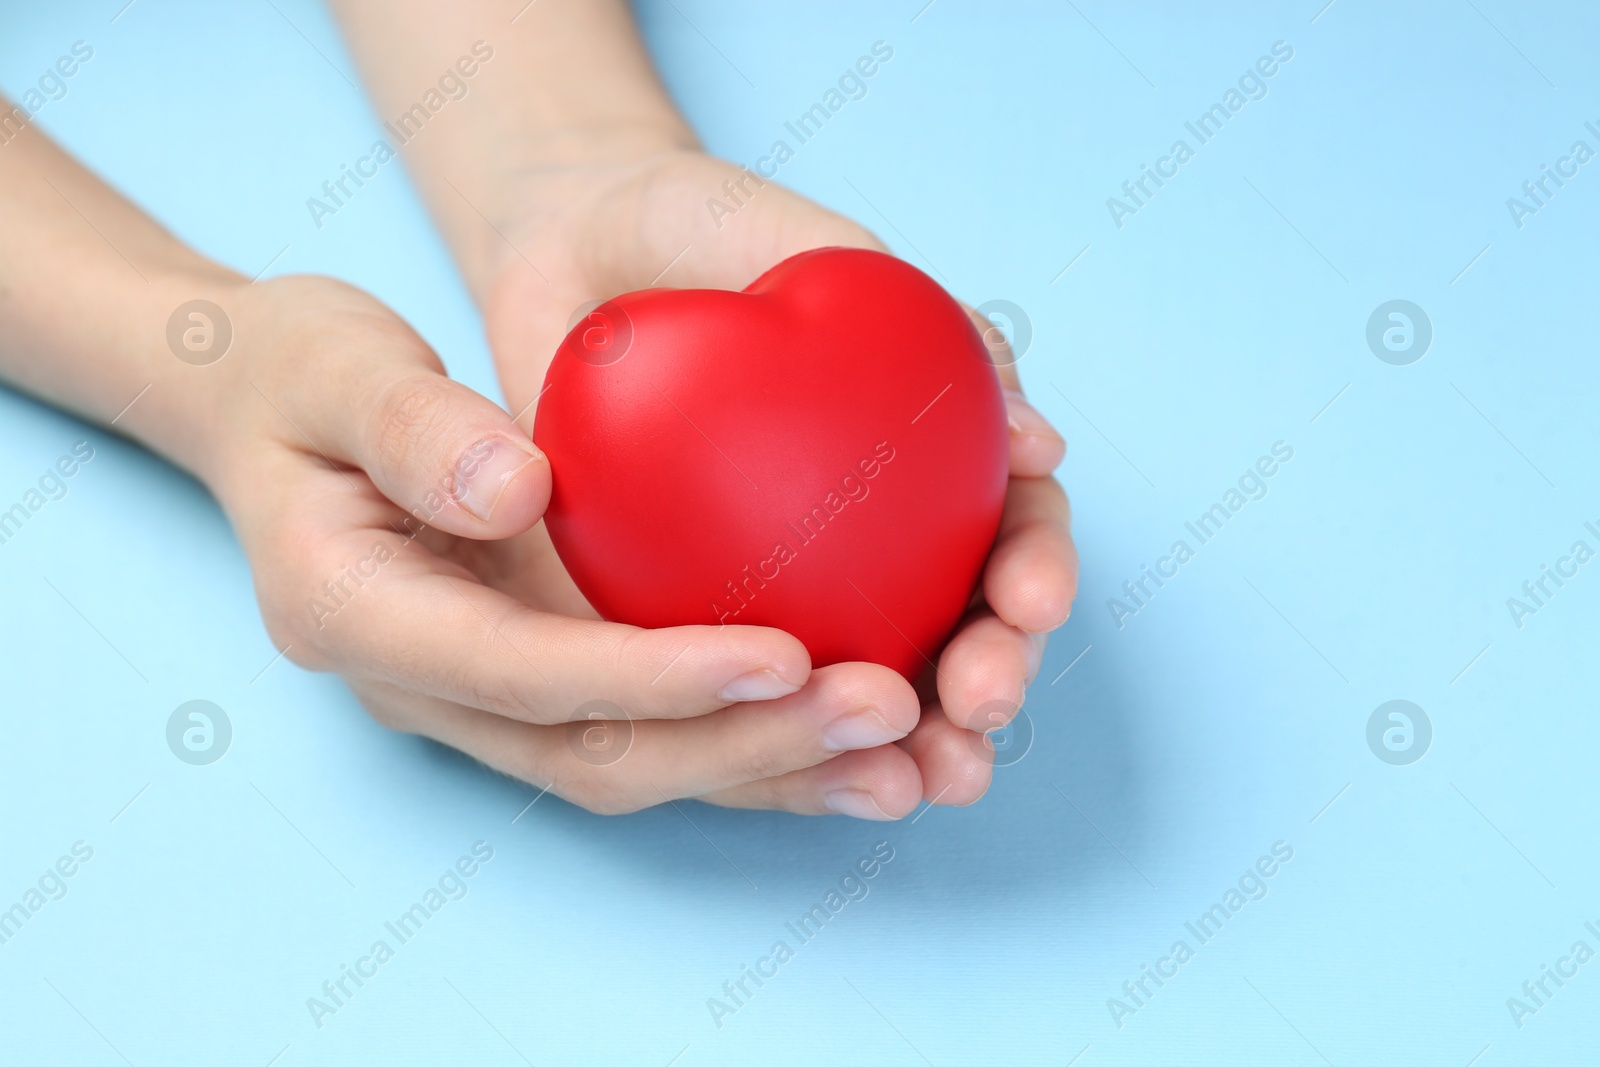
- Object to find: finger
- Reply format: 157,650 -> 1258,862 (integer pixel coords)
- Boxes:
342,369 -> 550,539
556,661 -> 920,808
316,556 -> 814,723
934,610 -> 1042,733
964,303 -> 1024,391
699,747 -> 924,820
962,305 -> 1065,477
983,476 -> 1078,634
251,292 -> 551,539
1004,390 -> 1066,477
353,663 -> 920,816
898,703 -> 993,807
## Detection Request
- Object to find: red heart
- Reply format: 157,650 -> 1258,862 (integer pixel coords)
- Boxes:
533,247 -> 1009,680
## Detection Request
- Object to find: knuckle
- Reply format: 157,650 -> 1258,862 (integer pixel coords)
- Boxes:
261,611 -> 332,672
256,548 -> 345,671
462,668 -> 536,721
723,738 -> 788,783
563,774 -> 648,816
492,739 -> 557,792
612,626 -> 650,676
816,662 -> 910,718
359,697 -> 412,733
368,375 -> 458,479
611,628 -> 677,712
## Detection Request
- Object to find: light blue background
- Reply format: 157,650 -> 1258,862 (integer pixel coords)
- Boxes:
3,1 -> 1597,1063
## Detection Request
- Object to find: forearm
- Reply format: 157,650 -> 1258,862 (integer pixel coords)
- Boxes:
328,0 -> 697,300
0,106 -> 243,484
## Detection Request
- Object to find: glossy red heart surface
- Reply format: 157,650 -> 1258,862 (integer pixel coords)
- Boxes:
533,247 -> 1009,680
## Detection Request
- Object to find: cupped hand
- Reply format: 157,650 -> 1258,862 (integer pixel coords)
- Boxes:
480,147 -> 1079,813
211,274 -> 924,819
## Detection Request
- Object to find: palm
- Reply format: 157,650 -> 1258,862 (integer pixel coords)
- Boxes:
457,150 -> 890,621
482,150 -> 887,422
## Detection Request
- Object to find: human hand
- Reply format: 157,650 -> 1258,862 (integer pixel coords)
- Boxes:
477,146 -> 1079,813
210,274 -> 926,818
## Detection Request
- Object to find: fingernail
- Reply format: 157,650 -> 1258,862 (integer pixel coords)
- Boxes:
1026,632 -> 1047,682
1004,389 -> 1063,441
824,789 -> 896,821
718,668 -> 800,703
822,709 -> 901,752
454,436 -> 541,521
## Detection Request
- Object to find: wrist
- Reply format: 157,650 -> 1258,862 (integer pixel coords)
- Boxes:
0,111 -> 253,492
112,268 -> 255,491
327,0 -> 701,301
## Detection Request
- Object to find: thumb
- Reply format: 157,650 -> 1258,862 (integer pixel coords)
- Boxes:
340,368 -> 551,540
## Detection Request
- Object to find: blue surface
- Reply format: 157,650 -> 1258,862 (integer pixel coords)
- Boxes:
3,2 -> 1598,1063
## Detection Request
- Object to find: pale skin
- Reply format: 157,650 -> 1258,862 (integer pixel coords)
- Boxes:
0,0 -> 1077,819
